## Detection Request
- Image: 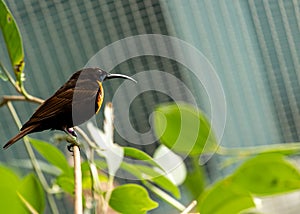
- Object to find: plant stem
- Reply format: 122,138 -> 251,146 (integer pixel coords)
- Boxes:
0,95 -> 43,107
180,200 -> 198,214
73,145 -> 83,214
103,174 -> 114,213
0,62 -> 21,93
75,127 -> 98,148
6,101 -> 59,214
0,63 -> 44,104
144,182 -> 186,211
89,161 -> 106,213
88,157 -> 97,213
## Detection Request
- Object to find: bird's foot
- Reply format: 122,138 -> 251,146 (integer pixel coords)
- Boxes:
67,144 -> 74,152
64,127 -> 78,138
64,127 -> 80,153
67,144 -> 77,152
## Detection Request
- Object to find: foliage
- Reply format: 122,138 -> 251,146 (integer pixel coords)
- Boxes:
197,153 -> 300,214
154,102 -> 218,156
0,165 -> 45,213
0,1 -> 179,213
2,1 -> 300,214
0,0 -> 24,78
109,184 -> 158,214
154,102 -> 300,213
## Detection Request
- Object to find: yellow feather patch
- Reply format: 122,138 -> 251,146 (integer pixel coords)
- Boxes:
96,80 -> 104,114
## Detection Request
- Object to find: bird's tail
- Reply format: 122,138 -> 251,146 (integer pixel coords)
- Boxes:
3,125 -> 37,149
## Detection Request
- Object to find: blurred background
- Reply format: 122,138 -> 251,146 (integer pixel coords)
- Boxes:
1,0 -> 300,213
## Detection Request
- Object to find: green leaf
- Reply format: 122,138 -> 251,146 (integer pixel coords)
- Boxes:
109,184 -> 158,214
56,173 -> 74,195
30,138 -> 72,176
17,193 -> 39,214
0,165 -> 45,213
198,178 -> 255,214
124,146 -> 163,169
0,165 -> 26,213
94,159 -> 180,198
232,153 -> 300,196
18,174 -> 45,213
153,103 -> 217,156
81,161 -> 108,190
182,157 -> 205,198
135,164 -> 181,198
0,0 -> 25,79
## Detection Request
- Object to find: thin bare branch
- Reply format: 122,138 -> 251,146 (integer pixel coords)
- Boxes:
180,200 -> 198,214
73,145 -> 83,214
0,62 -> 21,93
0,95 -> 44,107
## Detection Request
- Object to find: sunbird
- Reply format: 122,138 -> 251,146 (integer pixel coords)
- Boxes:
3,67 -> 136,149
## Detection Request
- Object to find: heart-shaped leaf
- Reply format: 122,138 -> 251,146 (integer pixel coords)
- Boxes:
109,184 -> 158,214
153,103 -> 217,156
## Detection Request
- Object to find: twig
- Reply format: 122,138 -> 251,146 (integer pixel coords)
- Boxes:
180,200 -> 198,214
0,62 -> 44,104
0,62 -> 21,93
89,161 -> 105,213
74,127 -> 98,149
73,145 -> 83,214
0,95 -> 43,107
76,126 -> 106,212
144,182 -> 186,211
103,175 -> 114,213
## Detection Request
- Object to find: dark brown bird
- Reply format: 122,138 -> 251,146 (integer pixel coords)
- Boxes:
3,67 -> 136,149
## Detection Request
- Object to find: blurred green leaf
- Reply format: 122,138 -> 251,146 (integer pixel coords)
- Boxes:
0,165 -> 45,213
56,173 -> 74,195
153,102 -> 217,156
9,158 -> 62,175
198,178 -> 255,214
0,165 -> 25,213
81,161 -> 108,190
124,146 -> 163,169
182,157 -> 205,199
232,153 -> 300,196
30,138 -> 72,176
135,164 -> 181,198
109,184 -> 158,214
17,193 -> 39,214
94,159 -> 180,198
0,0 -> 25,80
18,173 -> 45,213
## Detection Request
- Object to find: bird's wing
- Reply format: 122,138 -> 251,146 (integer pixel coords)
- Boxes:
21,85 -> 99,129
21,88 -> 73,128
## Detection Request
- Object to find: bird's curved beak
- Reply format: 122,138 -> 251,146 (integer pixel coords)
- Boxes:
105,73 -> 137,83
